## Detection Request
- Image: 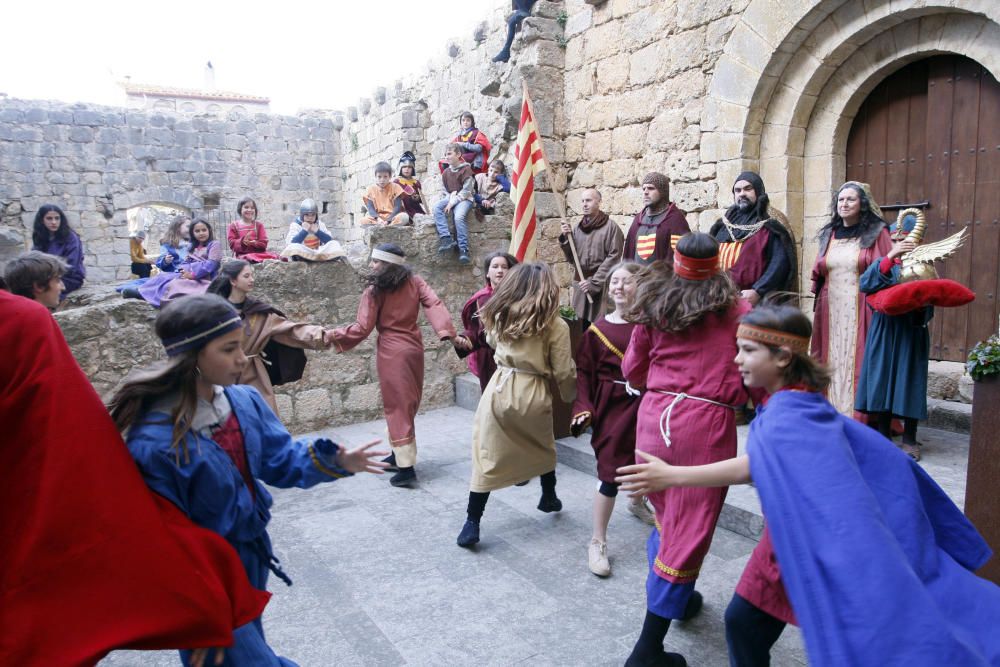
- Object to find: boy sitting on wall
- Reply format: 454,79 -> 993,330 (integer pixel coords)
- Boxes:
362,162 -> 410,226
434,143 -> 476,265
3,250 -> 70,310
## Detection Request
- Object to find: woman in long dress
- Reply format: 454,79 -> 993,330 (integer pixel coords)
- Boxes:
809,182 -> 893,415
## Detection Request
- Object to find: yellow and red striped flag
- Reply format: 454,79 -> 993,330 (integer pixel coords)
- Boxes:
509,87 -> 549,262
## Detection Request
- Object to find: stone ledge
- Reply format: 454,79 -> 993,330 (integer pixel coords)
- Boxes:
925,398 -> 972,435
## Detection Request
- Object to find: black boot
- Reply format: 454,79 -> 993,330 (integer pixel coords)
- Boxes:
390,466 -> 416,487
680,591 -> 703,621
537,470 -> 562,512
457,520 -> 480,548
381,453 -> 399,473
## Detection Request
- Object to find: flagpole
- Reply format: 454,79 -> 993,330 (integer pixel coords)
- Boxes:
521,82 -> 592,305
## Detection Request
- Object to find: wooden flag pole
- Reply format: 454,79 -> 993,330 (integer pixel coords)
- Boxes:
521,82 -> 592,305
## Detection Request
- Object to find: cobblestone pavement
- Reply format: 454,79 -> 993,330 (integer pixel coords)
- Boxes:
101,406 -> 814,666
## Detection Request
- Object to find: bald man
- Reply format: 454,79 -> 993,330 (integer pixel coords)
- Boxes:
559,188 -> 623,323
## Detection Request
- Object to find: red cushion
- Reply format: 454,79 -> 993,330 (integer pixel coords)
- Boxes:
866,278 -> 975,315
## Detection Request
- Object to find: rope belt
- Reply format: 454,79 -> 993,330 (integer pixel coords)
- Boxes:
494,364 -> 545,391
653,390 -> 741,447
612,380 -> 642,397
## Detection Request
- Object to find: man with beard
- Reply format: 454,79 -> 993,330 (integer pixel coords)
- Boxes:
709,172 -> 797,305
623,172 -> 690,265
559,188 -> 623,324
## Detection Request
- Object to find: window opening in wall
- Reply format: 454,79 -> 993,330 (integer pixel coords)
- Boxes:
126,203 -> 191,255
202,193 -> 221,209
322,201 -> 330,214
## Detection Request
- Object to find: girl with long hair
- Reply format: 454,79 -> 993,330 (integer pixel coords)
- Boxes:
207,260 -> 334,415
108,294 -> 386,666
31,203 -> 85,296
228,197 -> 281,262
137,218 -> 222,307
330,243 -> 464,488
809,181 -> 893,415
620,232 -> 750,667
617,304 -> 1000,667
456,262 -> 577,548
156,215 -> 192,272
570,261 -> 653,578
459,251 -> 519,392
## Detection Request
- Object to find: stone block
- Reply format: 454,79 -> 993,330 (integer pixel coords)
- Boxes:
570,163 -> 599,188
647,109 -> 685,151
581,130 -> 611,162
583,19 -> 621,62
611,123 -> 647,158
565,8 -> 593,37
628,42 -> 660,86
602,159 -> 636,187
596,53 -> 630,93
521,17 -> 562,44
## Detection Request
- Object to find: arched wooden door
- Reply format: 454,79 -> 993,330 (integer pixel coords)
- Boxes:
846,55 -> 1000,362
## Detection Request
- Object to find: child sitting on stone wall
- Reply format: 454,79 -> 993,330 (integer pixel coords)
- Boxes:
3,250 -> 69,310
362,162 -> 410,226
474,159 -> 511,214
394,152 -> 426,218
281,198 -> 345,262
434,143 -> 477,265
129,229 -> 155,278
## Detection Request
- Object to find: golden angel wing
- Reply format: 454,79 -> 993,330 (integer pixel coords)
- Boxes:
905,227 -> 968,264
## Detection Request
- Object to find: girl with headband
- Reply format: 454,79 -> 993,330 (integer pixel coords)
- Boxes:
108,293 -> 387,666
617,303 -> 1000,666
330,243 -> 468,488
620,232 -> 751,667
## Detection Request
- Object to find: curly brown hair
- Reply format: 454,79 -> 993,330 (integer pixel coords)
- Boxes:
481,262 -> 560,342
626,233 -> 737,332
364,243 -> 412,294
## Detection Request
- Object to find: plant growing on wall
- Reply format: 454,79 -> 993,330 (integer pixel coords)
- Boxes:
556,10 -> 568,27
350,132 -> 359,151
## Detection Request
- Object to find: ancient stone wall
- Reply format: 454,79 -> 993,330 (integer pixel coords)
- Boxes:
0,100 -> 341,281
56,216 -> 512,435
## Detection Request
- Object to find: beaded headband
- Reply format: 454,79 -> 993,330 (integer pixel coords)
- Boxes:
736,323 -> 810,354
673,250 -> 719,281
162,315 -> 243,357
371,248 -> 405,265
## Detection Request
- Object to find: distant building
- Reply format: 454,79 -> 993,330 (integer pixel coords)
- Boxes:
122,82 -> 269,116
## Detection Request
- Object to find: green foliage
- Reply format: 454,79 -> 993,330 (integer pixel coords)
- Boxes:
349,132 -> 359,151
559,305 -> 578,320
967,334 -> 1000,381
556,10 -> 568,27
557,35 -> 568,49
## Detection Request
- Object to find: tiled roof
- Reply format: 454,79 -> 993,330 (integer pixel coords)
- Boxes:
122,83 -> 269,104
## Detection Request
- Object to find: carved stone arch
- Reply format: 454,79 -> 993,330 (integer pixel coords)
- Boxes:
702,0 -> 1000,287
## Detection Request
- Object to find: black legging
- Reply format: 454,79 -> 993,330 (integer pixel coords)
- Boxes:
724,594 -> 786,667
466,470 -> 556,521
872,412 -> 919,445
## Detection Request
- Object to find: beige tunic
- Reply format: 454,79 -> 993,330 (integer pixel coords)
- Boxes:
470,317 -> 577,492
824,238 -> 862,415
237,308 -> 330,414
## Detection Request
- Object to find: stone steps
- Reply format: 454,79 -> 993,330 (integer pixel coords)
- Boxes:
454,373 -> 970,542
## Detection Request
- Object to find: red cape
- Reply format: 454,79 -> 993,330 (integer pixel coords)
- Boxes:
0,291 -> 269,666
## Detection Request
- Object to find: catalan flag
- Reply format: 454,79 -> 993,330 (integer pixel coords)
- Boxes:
509,86 -> 549,262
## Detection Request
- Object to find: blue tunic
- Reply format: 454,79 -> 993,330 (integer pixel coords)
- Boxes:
127,385 -> 352,666
750,390 -> 1000,666
855,259 -> 932,419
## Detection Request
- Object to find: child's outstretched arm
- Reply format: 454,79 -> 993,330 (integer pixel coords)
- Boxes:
616,450 -> 752,496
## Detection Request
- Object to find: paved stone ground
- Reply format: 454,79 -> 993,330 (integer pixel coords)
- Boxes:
101,406 -> 969,666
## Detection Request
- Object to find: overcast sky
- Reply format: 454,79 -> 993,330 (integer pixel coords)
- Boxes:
2,0 -> 498,114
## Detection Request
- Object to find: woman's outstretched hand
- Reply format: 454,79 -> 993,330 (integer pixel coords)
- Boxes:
452,335 -> 473,351
335,439 -> 390,474
615,450 -> 674,496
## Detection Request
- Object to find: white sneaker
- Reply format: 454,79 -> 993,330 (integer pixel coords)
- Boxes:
628,497 -> 656,526
588,539 -> 611,577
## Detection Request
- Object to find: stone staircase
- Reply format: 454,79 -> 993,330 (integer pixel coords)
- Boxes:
454,369 -> 971,542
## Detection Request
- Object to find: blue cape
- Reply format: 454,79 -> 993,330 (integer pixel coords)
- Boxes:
749,390 -> 1000,666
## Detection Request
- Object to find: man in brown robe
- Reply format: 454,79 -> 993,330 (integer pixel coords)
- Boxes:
559,188 -> 623,324
622,172 -> 690,265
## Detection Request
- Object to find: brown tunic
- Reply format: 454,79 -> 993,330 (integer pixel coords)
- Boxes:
235,300 -> 330,415
559,216 -> 624,322
331,275 -> 457,465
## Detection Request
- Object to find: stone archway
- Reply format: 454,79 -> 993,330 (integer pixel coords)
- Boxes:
702,0 -> 1000,289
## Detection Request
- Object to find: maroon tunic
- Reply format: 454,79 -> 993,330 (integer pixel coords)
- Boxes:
735,527 -> 797,625
623,299 -> 751,585
332,275 -> 457,449
573,318 -> 641,483
719,227 -> 771,290
461,286 -> 496,393
622,203 -> 690,264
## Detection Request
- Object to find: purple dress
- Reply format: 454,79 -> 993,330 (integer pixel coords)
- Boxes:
34,232 -> 86,295
138,241 -> 221,307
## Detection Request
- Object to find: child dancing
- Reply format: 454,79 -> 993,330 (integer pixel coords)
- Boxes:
621,232 -> 750,667
617,303 -> 1000,667
457,262 -> 576,547
571,261 -> 653,578
459,251 -> 518,392
108,294 -> 387,665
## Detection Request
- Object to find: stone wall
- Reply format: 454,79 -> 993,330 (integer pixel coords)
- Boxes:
0,100 -> 341,281
56,216 -> 512,435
